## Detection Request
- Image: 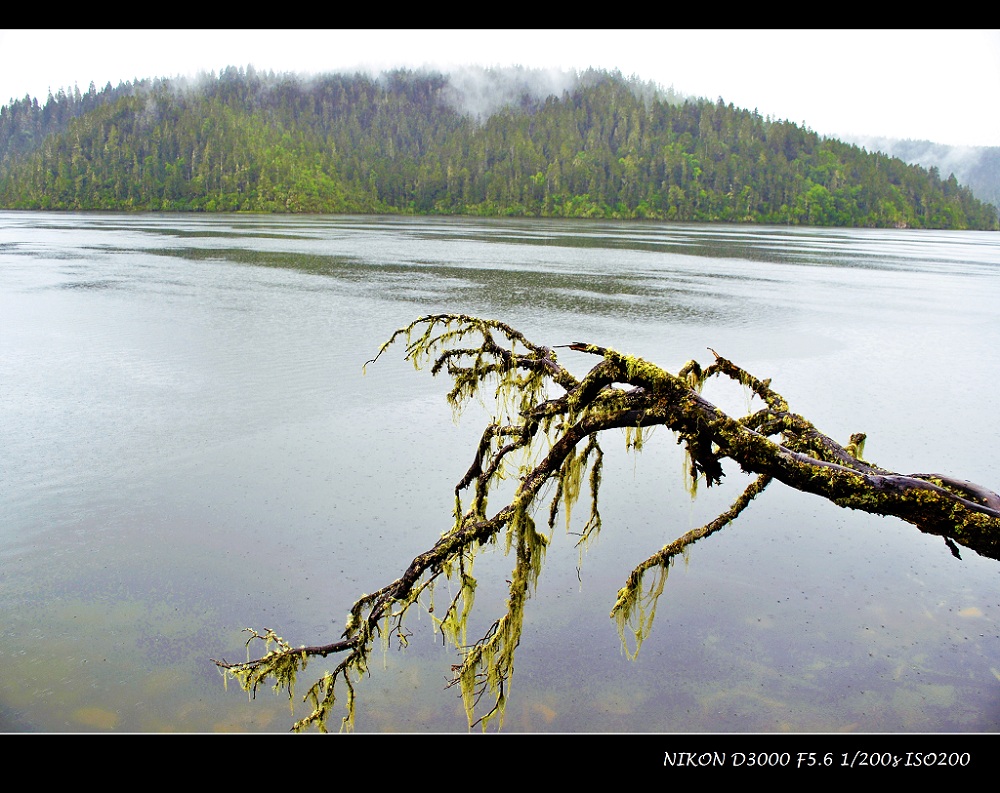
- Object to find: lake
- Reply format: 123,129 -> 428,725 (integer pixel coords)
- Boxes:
1,211 -> 999,732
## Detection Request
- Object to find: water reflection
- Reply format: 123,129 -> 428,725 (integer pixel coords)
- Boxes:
136,243 -> 772,326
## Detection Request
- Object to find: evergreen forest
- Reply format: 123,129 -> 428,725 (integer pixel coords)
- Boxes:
0,66 -> 996,229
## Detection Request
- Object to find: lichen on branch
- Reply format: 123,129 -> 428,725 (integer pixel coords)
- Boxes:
215,314 -> 1000,732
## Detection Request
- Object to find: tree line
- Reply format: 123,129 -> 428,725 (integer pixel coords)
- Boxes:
0,66 -> 995,229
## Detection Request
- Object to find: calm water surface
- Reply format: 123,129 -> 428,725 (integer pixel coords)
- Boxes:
2,211 -> 999,732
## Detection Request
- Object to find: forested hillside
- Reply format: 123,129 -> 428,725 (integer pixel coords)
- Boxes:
0,66 -> 995,229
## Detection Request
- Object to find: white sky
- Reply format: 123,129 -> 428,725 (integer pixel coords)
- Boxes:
0,29 -> 997,148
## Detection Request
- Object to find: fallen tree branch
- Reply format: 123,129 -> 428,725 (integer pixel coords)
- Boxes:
215,314 -> 1000,731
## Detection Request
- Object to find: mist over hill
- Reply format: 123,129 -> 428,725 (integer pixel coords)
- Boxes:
0,66 -> 995,229
840,135 -> 1000,212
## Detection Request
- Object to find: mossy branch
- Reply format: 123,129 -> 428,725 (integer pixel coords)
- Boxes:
217,314 -> 1000,731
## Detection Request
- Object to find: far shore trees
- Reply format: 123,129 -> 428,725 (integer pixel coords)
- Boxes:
1,69 -> 996,228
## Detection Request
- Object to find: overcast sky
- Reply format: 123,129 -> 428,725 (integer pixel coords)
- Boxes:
0,29 -> 997,148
